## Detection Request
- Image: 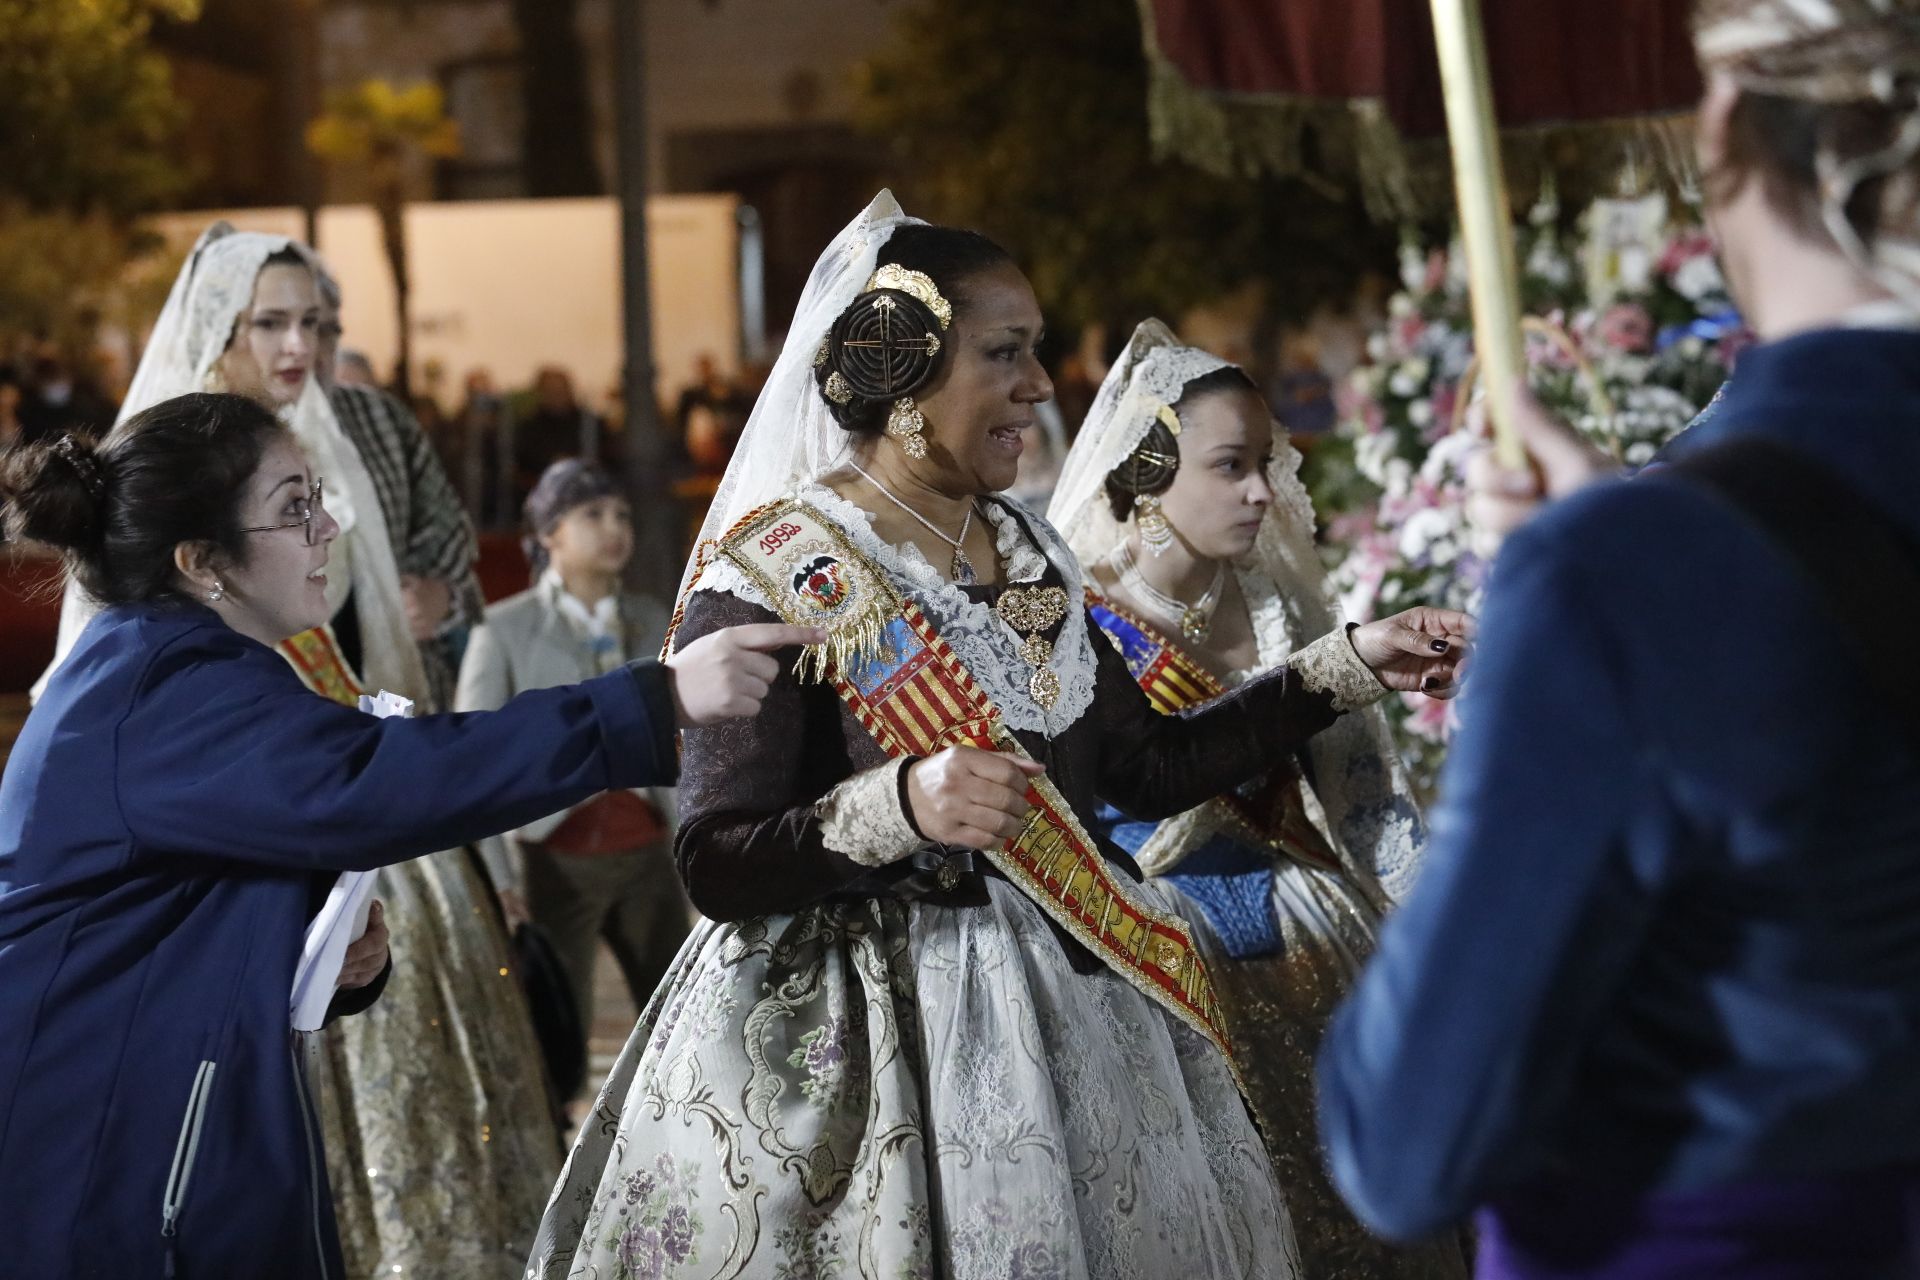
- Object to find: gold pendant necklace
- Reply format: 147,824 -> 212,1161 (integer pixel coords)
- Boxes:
1113,540 -> 1224,644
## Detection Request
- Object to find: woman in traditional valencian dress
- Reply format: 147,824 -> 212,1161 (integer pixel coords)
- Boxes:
35,224 -> 561,1278
1048,321 -> 1470,1278
530,193 -> 1468,1279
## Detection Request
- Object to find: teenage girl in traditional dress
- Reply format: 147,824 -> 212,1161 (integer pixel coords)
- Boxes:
1050,319 -> 1469,1279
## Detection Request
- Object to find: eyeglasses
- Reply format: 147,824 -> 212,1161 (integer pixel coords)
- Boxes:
241,478 -> 325,546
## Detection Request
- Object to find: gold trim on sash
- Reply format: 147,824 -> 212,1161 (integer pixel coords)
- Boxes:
715,497 -> 1248,1089
279,624 -> 364,708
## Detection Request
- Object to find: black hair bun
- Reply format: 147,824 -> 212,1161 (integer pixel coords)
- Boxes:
827,288 -> 945,403
0,435 -> 106,554
1102,417 -> 1181,521
1109,416 -> 1180,495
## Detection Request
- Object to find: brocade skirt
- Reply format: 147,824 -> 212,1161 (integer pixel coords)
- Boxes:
527,878 -> 1301,1279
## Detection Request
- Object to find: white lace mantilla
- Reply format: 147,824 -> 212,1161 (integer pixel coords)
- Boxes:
695,484 -> 1098,736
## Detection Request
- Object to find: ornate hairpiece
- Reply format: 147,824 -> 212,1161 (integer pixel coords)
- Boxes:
864,264 -> 953,331
1155,403 -> 1183,436
52,434 -> 106,502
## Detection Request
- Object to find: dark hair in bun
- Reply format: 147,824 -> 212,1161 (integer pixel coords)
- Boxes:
1,392 -> 287,608
1104,364 -> 1260,521
814,224 -> 1016,435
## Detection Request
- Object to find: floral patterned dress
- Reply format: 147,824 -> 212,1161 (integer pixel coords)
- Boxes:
528,490 -> 1372,1279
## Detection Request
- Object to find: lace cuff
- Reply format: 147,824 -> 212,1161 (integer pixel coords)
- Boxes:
816,760 -> 922,867
1287,625 -> 1388,714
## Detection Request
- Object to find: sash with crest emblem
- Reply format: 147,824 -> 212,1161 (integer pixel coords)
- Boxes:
685,495 -> 1248,1084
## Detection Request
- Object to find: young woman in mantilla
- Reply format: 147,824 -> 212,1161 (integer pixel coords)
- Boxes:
530,193 -> 1468,1279
1047,320 -> 1470,1279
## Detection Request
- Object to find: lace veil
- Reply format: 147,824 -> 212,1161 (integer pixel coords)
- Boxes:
1048,319 -> 1428,904
675,190 -> 921,608
37,223 -> 428,704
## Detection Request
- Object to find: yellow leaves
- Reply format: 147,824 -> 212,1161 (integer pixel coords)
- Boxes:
306,78 -> 463,164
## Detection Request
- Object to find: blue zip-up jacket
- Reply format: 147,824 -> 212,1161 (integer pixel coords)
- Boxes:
1318,326 -> 1920,1241
0,601 -> 679,1278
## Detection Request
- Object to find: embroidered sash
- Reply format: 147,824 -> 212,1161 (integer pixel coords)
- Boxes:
278,624 -> 364,708
1089,596 -> 1343,878
712,497 -> 1244,1076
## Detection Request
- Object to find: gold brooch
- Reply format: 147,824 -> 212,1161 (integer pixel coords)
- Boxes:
995,586 -> 1068,634
995,585 -> 1069,711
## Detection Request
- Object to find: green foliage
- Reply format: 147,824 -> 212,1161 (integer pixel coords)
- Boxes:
854,0 -> 1393,334
0,0 -> 203,215
0,202 -> 182,360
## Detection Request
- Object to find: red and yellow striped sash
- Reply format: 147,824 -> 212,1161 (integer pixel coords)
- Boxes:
1089,594 -> 1345,877
278,624 -> 364,708
713,497 -> 1246,1079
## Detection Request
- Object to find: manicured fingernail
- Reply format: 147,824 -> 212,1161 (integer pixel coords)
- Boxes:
1430,639 -> 1449,654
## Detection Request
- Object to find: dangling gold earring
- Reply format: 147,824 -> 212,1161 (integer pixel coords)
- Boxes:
1135,494 -> 1174,556
887,397 -> 929,460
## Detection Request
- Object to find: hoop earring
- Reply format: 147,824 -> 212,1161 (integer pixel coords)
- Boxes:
886,397 -> 929,460
1135,495 -> 1174,556
207,579 -> 226,603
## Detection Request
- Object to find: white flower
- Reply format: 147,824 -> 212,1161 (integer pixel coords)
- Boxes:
1354,431 -> 1399,486
1367,332 -> 1391,362
1408,398 -> 1433,427
1389,293 -> 1416,319
1382,457 -> 1414,495
1398,506 -> 1459,561
1399,244 -> 1428,294
1422,429 -> 1482,482
1388,367 -> 1421,398
1672,254 -> 1725,302
1625,441 -> 1658,466
1618,244 -> 1654,293
1528,239 -> 1574,286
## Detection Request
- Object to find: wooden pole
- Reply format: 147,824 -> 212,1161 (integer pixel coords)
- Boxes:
1429,0 -> 1526,467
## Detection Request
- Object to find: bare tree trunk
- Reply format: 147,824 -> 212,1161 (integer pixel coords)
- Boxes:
375,149 -> 411,398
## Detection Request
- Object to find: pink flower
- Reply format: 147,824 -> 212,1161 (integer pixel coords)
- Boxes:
1400,690 -> 1454,743
1423,249 -> 1449,294
1394,314 -> 1426,352
1596,303 -> 1654,354
1659,229 -> 1716,279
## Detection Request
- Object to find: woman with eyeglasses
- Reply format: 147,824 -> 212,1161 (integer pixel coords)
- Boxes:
0,391 -> 814,1279
29,221 -> 577,1277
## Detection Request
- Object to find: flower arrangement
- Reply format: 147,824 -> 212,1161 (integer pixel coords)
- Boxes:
1310,193 -> 1747,794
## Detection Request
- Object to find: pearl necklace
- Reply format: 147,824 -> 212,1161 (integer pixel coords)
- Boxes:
1113,538 -> 1224,644
849,461 -> 978,583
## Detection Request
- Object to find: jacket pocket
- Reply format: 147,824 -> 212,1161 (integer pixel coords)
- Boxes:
160,1059 -> 218,1244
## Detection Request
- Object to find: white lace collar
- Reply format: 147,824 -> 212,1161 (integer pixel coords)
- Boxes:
695,483 -> 1098,736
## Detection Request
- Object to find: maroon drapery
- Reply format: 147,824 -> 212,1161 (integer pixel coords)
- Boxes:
1140,0 -> 1702,216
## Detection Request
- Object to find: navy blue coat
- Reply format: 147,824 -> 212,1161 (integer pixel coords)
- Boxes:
1318,327 -> 1920,1241
0,602 -> 679,1278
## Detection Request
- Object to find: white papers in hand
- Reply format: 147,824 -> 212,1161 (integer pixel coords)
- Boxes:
288,690 -> 415,1030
